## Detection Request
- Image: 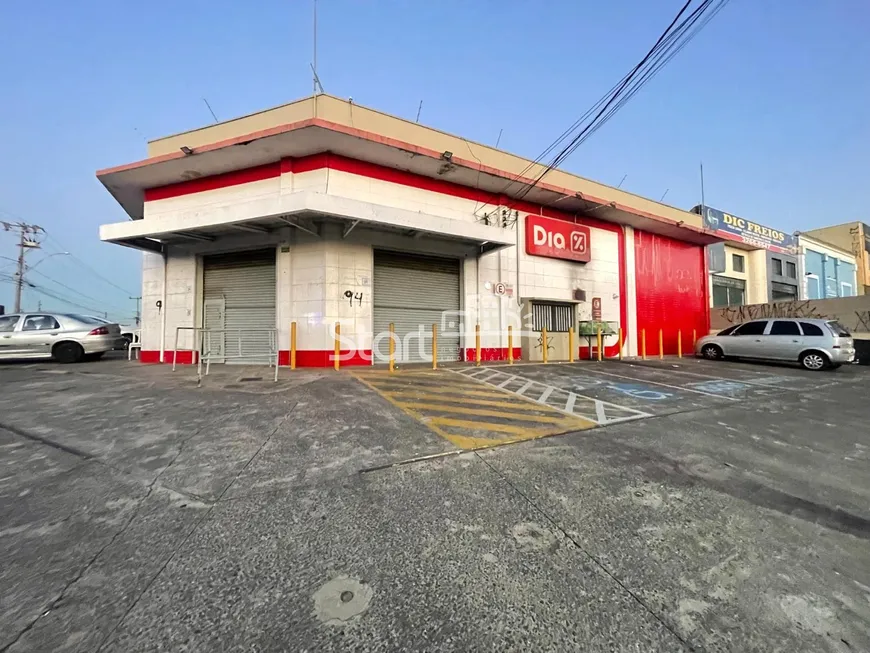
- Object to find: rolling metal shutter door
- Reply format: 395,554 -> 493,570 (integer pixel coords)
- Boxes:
373,251 -> 461,363
203,250 -> 276,364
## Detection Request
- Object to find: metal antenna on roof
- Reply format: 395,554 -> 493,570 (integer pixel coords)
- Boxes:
659,188 -> 669,202
616,174 -> 627,189
415,100 -> 423,123
202,98 -> 219,123
313,0 -> 319,94
495,128 -> 503,149
310,64 -> 325,94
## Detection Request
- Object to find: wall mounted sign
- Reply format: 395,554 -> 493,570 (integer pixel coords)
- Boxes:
591,297 -> 602,321
698,206 -> 797,254
525,215 -> 591,263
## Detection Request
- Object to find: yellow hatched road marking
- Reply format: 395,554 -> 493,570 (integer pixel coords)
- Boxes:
371,384 -> 511,399
351,368 -> 595,450
428,417 -> 563,436
387,392 -> 549,410
394,402 -> 570,423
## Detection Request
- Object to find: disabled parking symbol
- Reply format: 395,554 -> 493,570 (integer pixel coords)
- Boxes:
607,383 -> 672,401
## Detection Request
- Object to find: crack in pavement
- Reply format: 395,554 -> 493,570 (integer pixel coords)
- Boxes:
0,479 -> 155,653
93,402 -> 298,652
473,450 -> 700,653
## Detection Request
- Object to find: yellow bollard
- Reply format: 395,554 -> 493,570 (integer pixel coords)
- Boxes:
475,323 -> 481,366
508,326 -> 514,364
597,327 -> 602,362
432,323 -> 438,370
658,328 -> 664,360
618,327 -> 624,361
678,329 -> 683,358
542,328 -> 548,364
389,322 -> 395,373
334,322 -> 340,371
642,329 -> 647,360
569,327 -> 575,363
290,322 -> 297,369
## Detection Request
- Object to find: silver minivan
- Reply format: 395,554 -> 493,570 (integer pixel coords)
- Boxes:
695,318 -> 855,370
0,313 -> 120,363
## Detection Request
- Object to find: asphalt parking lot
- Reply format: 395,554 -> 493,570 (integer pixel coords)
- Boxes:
1,355 -> 869,652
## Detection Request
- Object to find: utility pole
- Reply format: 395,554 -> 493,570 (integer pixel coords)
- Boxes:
130,296 -> 142,326
2,221 -> 43,313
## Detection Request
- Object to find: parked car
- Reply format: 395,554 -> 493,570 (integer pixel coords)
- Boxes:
86,316 -> 137,349
695,318 -> 855,371
0,313 -> 121,363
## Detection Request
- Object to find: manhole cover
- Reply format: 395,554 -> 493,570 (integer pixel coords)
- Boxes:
239,377 -> 262,382
313,576 -> 373,625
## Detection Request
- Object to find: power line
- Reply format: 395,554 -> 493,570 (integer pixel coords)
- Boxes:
20,280 -> 107,315
24,266 -> 131,313
513,0 -> 728,203
469,0 -> 726,217
42,234 -> 137,296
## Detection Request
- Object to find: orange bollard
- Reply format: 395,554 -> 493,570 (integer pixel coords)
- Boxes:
596,327 -> 602,362
389,322 -> 395,373
290,321 -> 297,369
618,327 -> 624,360
334,322 -> 340,371
432,323 -> 438,370
642,329 -> 647,360
542,328 -> 548,364
475,323 -> 481,366
508,326 -> 514,364
658,328 -> 664,360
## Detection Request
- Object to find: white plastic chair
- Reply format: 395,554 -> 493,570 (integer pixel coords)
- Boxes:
128,329 -> 142,361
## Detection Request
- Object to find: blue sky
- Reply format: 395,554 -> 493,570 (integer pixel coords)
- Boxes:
1,0 -> 868,318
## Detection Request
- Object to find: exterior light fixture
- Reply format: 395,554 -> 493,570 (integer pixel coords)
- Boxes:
441,151 -> 453,161
180,146 -> 193,155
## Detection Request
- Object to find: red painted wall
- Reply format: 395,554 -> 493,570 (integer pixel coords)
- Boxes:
634,230 -> 709,356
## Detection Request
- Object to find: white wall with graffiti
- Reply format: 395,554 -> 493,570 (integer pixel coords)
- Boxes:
710,295 -> 870,338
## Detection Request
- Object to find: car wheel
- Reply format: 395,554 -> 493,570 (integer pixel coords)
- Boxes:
53,342 -> 84,364
800,351 -> 828,371
701,344 -> 723,360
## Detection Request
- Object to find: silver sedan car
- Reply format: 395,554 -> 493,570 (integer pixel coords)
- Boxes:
0,313 -> 121,363
696,318 -> 855,371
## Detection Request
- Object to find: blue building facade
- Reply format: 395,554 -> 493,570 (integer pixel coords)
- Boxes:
800,236 -> 858,299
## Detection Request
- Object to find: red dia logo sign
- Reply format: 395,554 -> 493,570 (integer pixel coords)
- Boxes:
525,215 -> 591,263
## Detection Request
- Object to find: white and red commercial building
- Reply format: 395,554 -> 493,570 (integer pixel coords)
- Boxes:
97,94 -> 716,367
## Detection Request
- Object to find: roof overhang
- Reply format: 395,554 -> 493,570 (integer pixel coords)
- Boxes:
97,95 -> 720,247
100,191 -> 516,256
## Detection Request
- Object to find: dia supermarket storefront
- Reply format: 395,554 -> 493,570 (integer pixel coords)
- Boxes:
97,95 -> 716,366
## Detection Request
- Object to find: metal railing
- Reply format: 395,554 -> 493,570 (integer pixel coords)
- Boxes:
172,327 -> 279,381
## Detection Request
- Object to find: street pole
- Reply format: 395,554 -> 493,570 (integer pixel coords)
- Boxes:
3,221 -> 43,313
130,296 -> 142,326
14,230 -> 25,313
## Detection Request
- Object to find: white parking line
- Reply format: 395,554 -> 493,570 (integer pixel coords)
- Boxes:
625,364 -> 809,388
449,368 -> 651,426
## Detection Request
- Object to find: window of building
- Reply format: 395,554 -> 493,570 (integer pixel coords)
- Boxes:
772,258 -> 783,276
841,281 -> 854,297
799,322 -> 824,336
531,302 -> 573,332
771,281 -> 798,302
786,261 -> 796,278
770,320 -> 801,336
711,276 -> 746,307
732,253 -> 745,273
733,320 -> 768,336
22,315 -> 60,331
